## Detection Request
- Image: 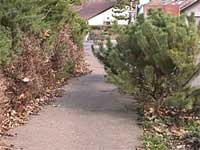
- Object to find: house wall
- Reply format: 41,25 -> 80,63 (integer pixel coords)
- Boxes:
143,4 -> 162,16
182,2 -> 200,24
163,5 -> 180,16
144,4 -> 180,17
88,7 -> 130,26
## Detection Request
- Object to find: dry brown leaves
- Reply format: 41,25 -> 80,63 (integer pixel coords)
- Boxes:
51,24 -> 90,78
0,24 -> 89,142
144,103 -> 200,149
0,139 -> 13,150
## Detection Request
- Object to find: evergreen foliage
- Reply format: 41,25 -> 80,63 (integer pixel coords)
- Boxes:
94,10 -> 200,111
0,0 -> 87,65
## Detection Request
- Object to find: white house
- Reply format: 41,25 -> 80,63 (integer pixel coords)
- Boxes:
77,1 -> 132,26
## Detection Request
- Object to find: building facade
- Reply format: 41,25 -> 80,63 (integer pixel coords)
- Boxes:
77,1 -> 133,26
144,0 -> 200,24
87,7 -> 130,26
181,0 -> 200,24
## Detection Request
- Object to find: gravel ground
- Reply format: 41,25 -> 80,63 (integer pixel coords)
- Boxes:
7,41 -> 141,150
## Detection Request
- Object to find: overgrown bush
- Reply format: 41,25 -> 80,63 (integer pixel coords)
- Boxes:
0,0 -> 88,132
94,10 -> 200,111
0,0 -> 87,63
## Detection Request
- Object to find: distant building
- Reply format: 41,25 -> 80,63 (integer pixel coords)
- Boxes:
179,0 -> 200,24
143,0 -> 200,24
144,0 -> 200,21
76,1 -> 131,26
77,0 -> 200,26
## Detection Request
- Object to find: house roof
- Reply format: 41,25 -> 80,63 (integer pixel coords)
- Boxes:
77,1 -> 115,20
167,0 -> 199,11
180,0 -> 199,11
144,0 -> 199,16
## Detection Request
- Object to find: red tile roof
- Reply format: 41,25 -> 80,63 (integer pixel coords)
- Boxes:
77,1 -> 115,20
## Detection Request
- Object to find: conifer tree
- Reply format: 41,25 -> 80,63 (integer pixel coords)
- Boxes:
95,10 -> 200,110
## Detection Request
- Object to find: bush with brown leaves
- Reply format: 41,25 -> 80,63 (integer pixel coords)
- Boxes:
0,25 -> 89,133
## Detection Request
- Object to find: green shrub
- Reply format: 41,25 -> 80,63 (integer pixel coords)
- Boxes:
95,10 -> 200,111
0,27 -> 12,65
144,133 -> 168,150
0,0 -> 88,66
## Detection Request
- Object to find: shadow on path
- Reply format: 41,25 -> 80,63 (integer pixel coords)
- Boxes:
7,41 -> 142,150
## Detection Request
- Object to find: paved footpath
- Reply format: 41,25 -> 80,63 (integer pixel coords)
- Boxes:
7,41 -> 141,150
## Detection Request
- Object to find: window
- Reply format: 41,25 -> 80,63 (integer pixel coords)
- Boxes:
195,7 -> 200,16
